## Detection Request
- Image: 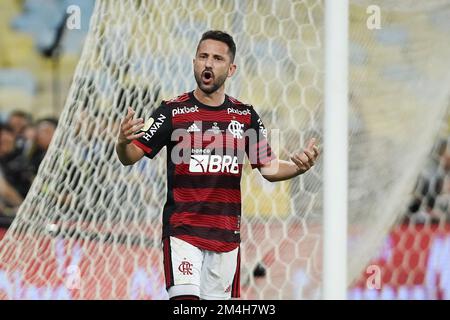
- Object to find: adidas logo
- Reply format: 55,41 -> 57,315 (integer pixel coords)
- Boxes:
187,123 -> 201,133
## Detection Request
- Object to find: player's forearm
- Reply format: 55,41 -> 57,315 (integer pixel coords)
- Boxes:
115,141 -> 143,166
260,159 -> 303,182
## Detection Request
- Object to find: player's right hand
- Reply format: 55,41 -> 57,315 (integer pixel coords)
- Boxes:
118,107 -> 145,144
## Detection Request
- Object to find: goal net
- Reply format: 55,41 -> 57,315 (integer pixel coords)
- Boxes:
1,0 -> 450,299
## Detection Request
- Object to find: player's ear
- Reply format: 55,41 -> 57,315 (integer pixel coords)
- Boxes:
228,63 -> 237,78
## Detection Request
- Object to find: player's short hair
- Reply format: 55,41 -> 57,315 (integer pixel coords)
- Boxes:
197,30 -> 236,62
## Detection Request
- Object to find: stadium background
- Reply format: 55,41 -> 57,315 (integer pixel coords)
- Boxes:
0,0 -> 449,299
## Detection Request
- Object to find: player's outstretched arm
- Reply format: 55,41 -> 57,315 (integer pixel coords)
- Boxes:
115,107 -> 145,166
259,138 -> 320,182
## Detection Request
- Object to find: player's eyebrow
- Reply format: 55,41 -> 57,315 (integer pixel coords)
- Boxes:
198,52 -> 226,59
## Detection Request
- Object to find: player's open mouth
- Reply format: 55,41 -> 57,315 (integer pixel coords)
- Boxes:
202,70 -> 214,84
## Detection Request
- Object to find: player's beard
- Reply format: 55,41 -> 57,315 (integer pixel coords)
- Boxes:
194,69 -> 228,95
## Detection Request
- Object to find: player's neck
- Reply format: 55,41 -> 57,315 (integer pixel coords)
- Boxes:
193,87 -> 225,107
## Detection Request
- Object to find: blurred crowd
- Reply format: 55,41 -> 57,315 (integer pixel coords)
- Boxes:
0,110 -> 57,217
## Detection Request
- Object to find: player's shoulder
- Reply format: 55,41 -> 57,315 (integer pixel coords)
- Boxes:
227,95 -> 254,111
162,92 -> 191,106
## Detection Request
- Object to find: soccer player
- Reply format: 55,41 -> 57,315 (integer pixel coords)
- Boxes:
116,30 -> 319,300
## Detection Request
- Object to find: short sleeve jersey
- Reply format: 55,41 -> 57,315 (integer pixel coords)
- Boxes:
132,91 -> 275,252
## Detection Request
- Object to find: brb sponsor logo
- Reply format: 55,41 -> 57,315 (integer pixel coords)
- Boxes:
227,107 -> 250,116
189,154 -> 239,174
172,105 -> 199,117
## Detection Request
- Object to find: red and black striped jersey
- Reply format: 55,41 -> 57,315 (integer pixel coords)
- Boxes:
133,91 -> 275,252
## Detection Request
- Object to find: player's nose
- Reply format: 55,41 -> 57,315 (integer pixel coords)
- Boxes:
205,57 -> 213,68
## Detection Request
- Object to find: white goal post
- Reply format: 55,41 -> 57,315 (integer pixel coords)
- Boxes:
323,0 -> 348,300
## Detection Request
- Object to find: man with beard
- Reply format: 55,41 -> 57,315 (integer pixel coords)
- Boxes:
116,30 -> 320,300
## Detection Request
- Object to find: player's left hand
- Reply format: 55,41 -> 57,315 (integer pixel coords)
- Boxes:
290,138 -> 320,174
